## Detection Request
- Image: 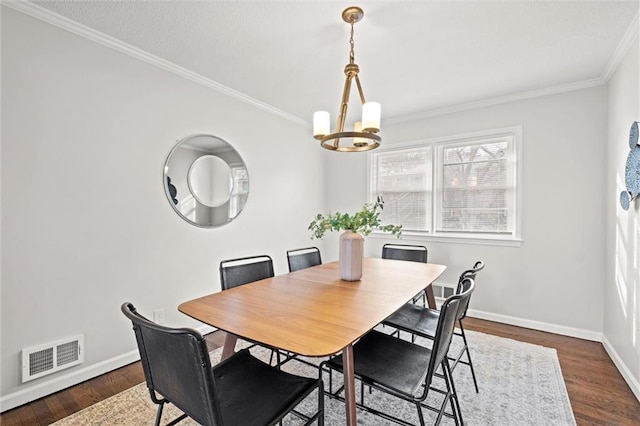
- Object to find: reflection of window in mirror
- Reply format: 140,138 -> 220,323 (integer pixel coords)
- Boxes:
180,195 -> 196,221
229,167 -> 247,218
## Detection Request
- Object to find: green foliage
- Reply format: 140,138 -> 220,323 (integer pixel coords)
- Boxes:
308,196 -> 402,239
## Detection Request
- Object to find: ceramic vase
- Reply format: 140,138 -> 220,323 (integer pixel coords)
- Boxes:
339,230 -> 364,281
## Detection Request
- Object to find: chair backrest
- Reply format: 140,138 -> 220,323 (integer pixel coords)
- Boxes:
219,255 -> 274,291
287,247 -> 322,272
456,260 -> 484,320
121,302 -> 223,426
381,244 -> 428,263
425,277 -> 475,388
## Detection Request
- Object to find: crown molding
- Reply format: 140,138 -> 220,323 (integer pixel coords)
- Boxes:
386,7 -> 639,125
386,77 -> 605,125
601,9 -> 639,83
2,0 -> 308,127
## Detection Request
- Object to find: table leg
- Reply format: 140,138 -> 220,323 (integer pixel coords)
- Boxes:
342,344 -> 357,426
220,333 -> 238,361
425,283 -> 437,309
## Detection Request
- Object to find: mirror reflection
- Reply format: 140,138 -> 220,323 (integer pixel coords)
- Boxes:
164,134 -> 249,227
188,155 -> 233,207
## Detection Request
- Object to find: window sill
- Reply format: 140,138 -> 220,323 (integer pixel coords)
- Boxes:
369,229 -> 523,247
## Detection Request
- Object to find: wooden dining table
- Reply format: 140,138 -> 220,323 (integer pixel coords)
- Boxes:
178,257 -> 446,426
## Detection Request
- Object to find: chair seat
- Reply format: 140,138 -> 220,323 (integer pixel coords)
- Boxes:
383,303 -> 440,338
215,349 -> 320,426
325,330 -> 432,398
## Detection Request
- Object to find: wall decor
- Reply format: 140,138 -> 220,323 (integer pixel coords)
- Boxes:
163,134 -> 249,227
620,121 -> 640,210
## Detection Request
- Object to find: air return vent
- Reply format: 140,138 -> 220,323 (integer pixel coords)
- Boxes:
22,335 -> 83,382
432,284 -> 455,300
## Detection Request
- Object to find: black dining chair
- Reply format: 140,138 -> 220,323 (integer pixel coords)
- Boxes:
219,254 -> 275,290
382,243 -> 429,305
281,247 -> 324,368
287,247 -> 322,272
219,255 -> 280,364
382,243 -> 428,263
383,260 -> 485,393
121,302 -> 324,426
320,278 -> 475,425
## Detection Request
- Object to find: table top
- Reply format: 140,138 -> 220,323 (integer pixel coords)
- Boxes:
178,257 -> 446,357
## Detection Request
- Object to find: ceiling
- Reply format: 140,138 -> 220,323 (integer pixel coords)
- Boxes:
26,1 -> 640,125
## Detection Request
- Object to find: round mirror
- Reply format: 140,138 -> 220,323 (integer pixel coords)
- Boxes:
164,134 -> 249,227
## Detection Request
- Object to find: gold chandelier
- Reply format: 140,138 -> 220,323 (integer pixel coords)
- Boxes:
313,6 -> 381,152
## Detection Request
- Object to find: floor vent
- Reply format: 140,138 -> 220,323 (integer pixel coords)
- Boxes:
432,284 -> 455,300
22,335 -> 84,382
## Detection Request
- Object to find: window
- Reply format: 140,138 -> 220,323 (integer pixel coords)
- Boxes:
369,127 -> 521,241
374,147 -> 432,232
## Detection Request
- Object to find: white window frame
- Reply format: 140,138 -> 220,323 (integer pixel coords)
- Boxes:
368,126 -> 523,246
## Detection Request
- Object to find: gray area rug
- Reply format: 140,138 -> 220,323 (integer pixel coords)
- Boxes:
53,329 -> 575,425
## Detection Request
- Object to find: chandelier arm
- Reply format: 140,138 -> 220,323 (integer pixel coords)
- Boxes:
353,75 -> 366,105
337,73 -> 354,134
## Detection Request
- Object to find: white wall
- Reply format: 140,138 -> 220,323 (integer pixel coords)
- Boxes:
0,7 -> 325,409
3,2 -> 639,412
605,36 -> 640,400
325,86 -> 608,338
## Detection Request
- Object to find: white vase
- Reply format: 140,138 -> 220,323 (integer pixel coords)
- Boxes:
339,230 -> 364,281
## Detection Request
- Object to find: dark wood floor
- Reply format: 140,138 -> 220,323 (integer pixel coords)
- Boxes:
1,318 -> 639,425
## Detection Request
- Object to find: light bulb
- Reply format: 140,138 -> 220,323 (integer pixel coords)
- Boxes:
362,102 -> 380,132
313,111 -> 330,139
353,121 -> 367,147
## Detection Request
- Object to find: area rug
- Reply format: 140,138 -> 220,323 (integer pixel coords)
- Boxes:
53,329 -> 575,425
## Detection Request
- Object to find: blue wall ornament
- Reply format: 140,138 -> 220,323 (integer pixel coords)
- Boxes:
629,121 -> 639,149
621,121 -> 640,210
620,190 -> 632,211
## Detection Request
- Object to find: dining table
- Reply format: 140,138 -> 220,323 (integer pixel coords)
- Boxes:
178,257 -> 446,426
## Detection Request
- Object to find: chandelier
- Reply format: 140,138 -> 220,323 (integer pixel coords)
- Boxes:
313,6 -> 381,152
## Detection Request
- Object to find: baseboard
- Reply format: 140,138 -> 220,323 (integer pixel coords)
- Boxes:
601,336 -> 640,402
0,314 -> 606,412
465,308 -> 603,342
0,349 -> 140,413
0,324 -> 217,413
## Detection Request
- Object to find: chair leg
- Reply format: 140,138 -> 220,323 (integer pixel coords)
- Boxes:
154,401 -> 165,426
268,349 -> 283,368
433,363 -> 453,425
443,358 -> 464,426
318,382 -> 325,426
458,321 -> 479,393
415,402 -> 427,426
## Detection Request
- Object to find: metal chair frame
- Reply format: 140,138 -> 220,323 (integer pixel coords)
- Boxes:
219,254 -> 275,290
219,254 -> 281,365
382,243 -> 429,306
121,302 -> 324,426
279,247 -> 325,369
319,279 -> 475,426
384,261 -> 485,393
287,246 -> 322,272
